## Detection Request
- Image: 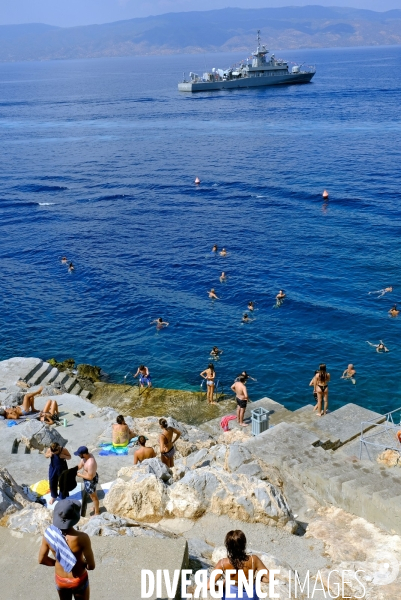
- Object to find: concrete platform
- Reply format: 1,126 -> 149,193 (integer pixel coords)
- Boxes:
0,528 -> 188,600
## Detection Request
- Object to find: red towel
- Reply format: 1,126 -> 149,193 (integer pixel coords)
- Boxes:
220,414 -> 237,432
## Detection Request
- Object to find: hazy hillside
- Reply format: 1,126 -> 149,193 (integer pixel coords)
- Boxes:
0,6 -> 400,61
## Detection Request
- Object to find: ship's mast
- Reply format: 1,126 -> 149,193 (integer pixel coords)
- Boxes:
257,29 -> 261,50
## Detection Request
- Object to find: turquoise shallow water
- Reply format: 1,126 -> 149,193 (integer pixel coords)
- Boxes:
0,45 -> 401,413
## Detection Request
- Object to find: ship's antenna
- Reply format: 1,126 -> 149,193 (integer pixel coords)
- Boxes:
257,29 -> 261,48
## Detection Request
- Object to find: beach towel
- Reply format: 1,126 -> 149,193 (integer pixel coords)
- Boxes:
220,414 -> 237,432
99,443 -> 129,456
44,525 -> 77,573
30,480 -> 50,496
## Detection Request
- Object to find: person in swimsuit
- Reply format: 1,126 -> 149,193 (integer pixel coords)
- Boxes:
368,286 -> 393,298
200,363 -> 217,405
151,317 -> 169,330
248,301 -> 255,312
341,364 -> 356,385
208,288 -> 220,300
220,271 -> 227,282
276,290 -> 286,302
39,498 -> 95,600
112,415 -> 136,447
210,346 -> 223,360
236,371 -> 256,383
309,370 -> 319,410
312,364 -> 330,416
40,399 -> 60,425
242,313 -> 252,323
389,305 -> 399,317
75,447 -> 100,517
231,377 -> 249,427
367,340 -> 389,353
212,244 -> 218,253
220,248 -> 227,256
1,385 -> 43,419
159,418 -> 181,468
68,262 -> 74,272
208,530 -> 269,599
61,257 -> 67,264
133,365 -> 152,388
134,436 -> 156,465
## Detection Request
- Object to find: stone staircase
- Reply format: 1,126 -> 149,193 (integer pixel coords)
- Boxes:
0,357 -> 92,399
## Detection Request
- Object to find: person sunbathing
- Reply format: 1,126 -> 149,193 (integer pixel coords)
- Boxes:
133,436 -> 156,464
0,386 -> 43,419
39,400 -> 60,425
112,415 -> 136,447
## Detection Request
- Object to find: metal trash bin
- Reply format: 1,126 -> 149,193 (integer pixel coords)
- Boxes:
251,407 -> 270,436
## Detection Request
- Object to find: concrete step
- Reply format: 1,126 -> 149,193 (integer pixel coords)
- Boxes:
54,372 -> 69,386
27,361 -> 52,386
41,367 -> 59,385
70,383 -> 82,395
80,389 -> 92,400
64,377 -> 78,393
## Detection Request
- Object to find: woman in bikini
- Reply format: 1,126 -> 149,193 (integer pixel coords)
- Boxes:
159,418 -> 181,468
40,400 -> 60,425
208,530 -> 269,599
200,363 -> 216,405
313,364 -> 330,416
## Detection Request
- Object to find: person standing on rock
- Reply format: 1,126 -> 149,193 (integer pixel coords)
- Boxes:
134,436 -> 156,464
311,364 -> 330,416
74,446 -> 100,517
200,363 -> 217,405
39,498 -> 95,599
45,443 -> 72,505
112,415 -> 136,447
159,418 -> 181,468
208,530 -> 269,598
133,365 -> 152,388
231,376 -> 249,427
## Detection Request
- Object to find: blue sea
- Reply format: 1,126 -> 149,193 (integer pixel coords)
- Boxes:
1,45 -> 400,414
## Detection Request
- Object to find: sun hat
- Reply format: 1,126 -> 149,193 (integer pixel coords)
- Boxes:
53,499 -> 81,529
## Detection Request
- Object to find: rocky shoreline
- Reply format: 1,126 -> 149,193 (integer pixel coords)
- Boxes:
1,356 -> 401,599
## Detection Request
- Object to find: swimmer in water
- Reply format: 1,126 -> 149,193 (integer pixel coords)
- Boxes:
212,244 -> 218,253
220,271 -> 226,282
242,313 -> 253,323
236,371 -> 256,383
367,340 -> 389,353
341,364 -> 356,385
248,301 -> 255,312
208,289 -> 220,300
61,257 -> 67,264
368,286 -> 393,298
220,248 -> 227,257
389,305 -> 399,317
68,262 -> 74,272
276,290 -> 286,301
151,317 -> 169,330
210,346 -> 223,360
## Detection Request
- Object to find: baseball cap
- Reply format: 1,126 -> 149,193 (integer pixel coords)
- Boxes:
73,445 -> 88,456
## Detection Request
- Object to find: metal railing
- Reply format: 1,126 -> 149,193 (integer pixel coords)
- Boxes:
360,407 -> 401,461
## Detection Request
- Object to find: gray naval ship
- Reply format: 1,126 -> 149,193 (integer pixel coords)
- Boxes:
178,31 -> 315,92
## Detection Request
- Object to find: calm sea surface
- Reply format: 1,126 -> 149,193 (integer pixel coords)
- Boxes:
1,46 -> 401,414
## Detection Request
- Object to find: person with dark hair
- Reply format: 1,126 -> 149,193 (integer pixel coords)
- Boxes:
39,498 -> 95,599
309,370 -> 319,411
134,436 -> 156,465
74,447 -> 99,517
45,443 -> 72,505
236,371 -> 256,383
248,301 -> 255,312
200,363 -> 217,405
133,365 -> 152,388
150,317 -> 169,329
389,305 -> 399,317
208,530 -> 269,598
210,346 -> 223,360
242,313 -> 252,323
212,244 -> 218,253
1,385 -> 43,419
68,262 -> 74,272
40,399 -> 60,425
231,377 -> 249,427
159,418 -> 181,468
112,415 -> 135,448
311,364 -> 330,416
220,271 -> 226,282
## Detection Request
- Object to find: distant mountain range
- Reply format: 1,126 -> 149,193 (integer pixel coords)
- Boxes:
0,6 -> 400,62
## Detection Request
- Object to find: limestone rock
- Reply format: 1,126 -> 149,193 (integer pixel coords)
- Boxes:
377,449 -> 401,467
217,428 -> 251,444
226,444 -> 253,472
166,467 -> 292,525
185,448 -> 211,469
0,468 -> 32,517
103,472 -> 168,522
78,512 -> 165,537
118,459 -> 172,483
188,537 -> 214,560
7,505 -> 52,534
17,420 -> 67,451
171,463 -> 187,481
236,461 -> 263,479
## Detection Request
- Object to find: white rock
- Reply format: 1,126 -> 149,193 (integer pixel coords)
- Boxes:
7,505 -> 52,534
0,468 -> 32,517
17,420 -> 67,451
103,472 -> 168,522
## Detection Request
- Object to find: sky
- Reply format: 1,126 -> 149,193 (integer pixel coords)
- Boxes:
1,0 -> 400,27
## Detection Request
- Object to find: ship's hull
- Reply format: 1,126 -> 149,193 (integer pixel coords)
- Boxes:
178,71 -> 314,92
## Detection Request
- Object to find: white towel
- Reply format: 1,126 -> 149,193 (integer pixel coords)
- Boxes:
44,525 -> 77,573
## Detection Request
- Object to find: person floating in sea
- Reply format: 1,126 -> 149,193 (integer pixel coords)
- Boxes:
207,530 -> 269,597
236,371 -> 256,383
242,313 -> 253,323
134,436 -> 156,464
367,340 -> 389,353
208,288 -> 220,300
341,364 -> 356,385
39,499 -> 95,597
151,317 -> 169,330
220,248 -> 227,257
368,286 -> 393,298
231,376 -> 249,427
248,301 -> 255,312
159,417 -> 181,468
220,271 -> 227,282
61,257 -> 67,264
311,364 -> 330,417
0,386 -> 43,419
389,305 -> 399,317
133,365 -> 152,388
200,363 -> 217,405
210,346 -> 223,360
276,290 -> 286,302
212,244 -> 218,253
68,262 -> 74,272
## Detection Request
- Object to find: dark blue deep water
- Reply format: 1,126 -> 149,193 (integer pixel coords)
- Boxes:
1,45 -> 401,413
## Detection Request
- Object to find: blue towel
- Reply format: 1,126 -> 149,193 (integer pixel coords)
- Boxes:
98,443 -> 129,456
44,525 -> 77,573
7,420 -> 18,427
